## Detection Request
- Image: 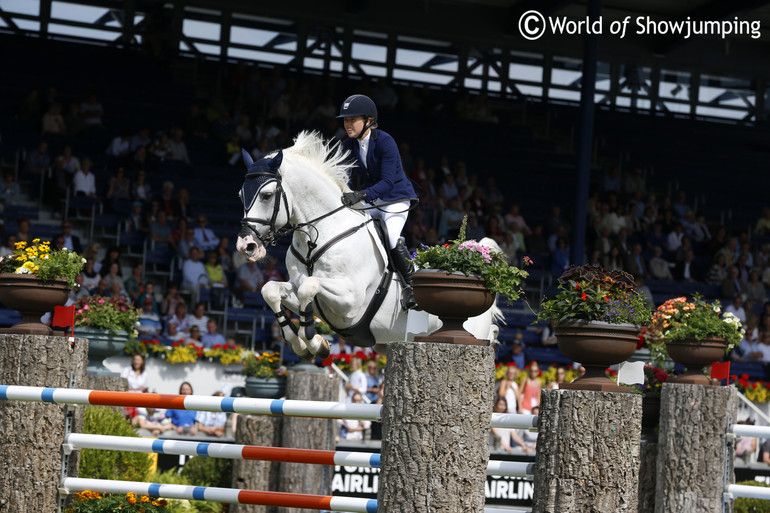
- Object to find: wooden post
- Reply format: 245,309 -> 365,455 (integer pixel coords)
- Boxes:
0,334 -> 88,511
277,369 -> 338,513
655,383 -> 736,513
231,415 -> 283,513
378,341 -> 494,513
532,389 -> 642,513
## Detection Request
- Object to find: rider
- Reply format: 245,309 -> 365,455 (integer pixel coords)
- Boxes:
337,94 -> 418,310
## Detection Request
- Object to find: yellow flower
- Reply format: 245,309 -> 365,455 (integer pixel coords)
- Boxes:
14,241 -> 26,249
128,496 -> 137,504
140,495 -> 150,503
16,254 -> 27,262
32,238 -> 40,244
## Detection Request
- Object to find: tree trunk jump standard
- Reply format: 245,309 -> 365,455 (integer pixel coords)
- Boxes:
378,340 -> 494,513
654,383 -> 736,513
533,388 -> 642,513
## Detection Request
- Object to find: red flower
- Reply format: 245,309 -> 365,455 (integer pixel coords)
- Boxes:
574,283 -> 580,290
731,374 -> 738,381
752,382 -> 758,389
636,335 -> 644,350
581,293 -> 587,301
321,356 -> 334,367
603,296 -> 609,302
172,342 -> 179,347
197,352 -> 203,357
507,362 -> 517,368
741,373 -> 749,381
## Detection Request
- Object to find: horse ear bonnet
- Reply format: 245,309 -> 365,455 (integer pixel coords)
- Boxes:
240,150 -> 283,210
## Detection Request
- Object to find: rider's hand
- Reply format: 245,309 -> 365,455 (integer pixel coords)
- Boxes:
341,191 -> 366,206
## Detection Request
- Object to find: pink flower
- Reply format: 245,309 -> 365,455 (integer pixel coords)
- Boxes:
97,298 -> 105,304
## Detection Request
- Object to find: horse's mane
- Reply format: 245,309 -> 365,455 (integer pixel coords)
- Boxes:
284,131 -> 352,192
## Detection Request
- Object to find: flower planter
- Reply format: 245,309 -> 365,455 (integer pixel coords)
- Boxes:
244,376 -> 287,399
75,326 -> 129,376
666,337 -> 727,385
0,274 -> 70,335
412,269 -> 495,345
555,320 -> 640,393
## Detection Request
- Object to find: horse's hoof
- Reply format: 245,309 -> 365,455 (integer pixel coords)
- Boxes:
315,337 -> 330,360
298,350 -> 314,361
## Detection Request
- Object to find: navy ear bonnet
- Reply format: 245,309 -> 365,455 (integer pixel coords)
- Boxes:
240,149 -> 283,210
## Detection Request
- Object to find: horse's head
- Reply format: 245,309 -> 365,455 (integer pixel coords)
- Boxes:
237,149 -> 289,262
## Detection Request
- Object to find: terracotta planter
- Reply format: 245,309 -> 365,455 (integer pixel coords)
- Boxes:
75,326 -> 129,377
666,337 -> 727,385
0,274 -> 70,335
556,320 -> 640,393
412,269 -> 495,345
244,376 -> 287,398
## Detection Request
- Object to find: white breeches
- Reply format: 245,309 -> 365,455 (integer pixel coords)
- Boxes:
366,199 -> 410,249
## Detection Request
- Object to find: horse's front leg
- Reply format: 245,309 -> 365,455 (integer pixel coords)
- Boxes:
261,280 -> 311,359
297,276 -> 363,359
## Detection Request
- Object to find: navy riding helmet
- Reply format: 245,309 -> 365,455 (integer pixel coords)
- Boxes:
336,94 -> 378,121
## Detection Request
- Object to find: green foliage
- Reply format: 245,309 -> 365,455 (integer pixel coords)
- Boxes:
124,337 -> 148,355
242,351 -> 286,378
74,295 -> 140,335
410,217 -> 528,301
649,294 -> 745,352
80,406 -> 152,482
734,480 -> 770,513
180,455 -> 232,489
537,265 -> 652,326
66,491 -> 169,512
151,469 -> 223,513
0,239 -> 84,287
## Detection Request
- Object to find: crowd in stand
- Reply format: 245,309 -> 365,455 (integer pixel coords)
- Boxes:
5,64 -> 770,372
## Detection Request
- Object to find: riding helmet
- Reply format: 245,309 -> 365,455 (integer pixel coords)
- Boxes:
336,94 -> 378,121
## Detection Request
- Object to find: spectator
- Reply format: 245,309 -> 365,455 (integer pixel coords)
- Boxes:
201,319 -> 226,349
648,246 -> 673,280
80,93 -> 104,129
185,302 -> 210,334
150,211 -> 175,251
216,237 -> 235,274
187,325 -> 203,346
134,407 -> 175,436
364,359 -> 382,404
236,261 -> 265,299
167,382 -> 198,435
16,218 -> 31,245
42,102 -> 66,134
345,353 -> 368,400
204,251 -> 228,309
121,354 -> 148,393
746,271 -> 767,304
137,296 -> 162,336
516,406 -> 539,455
673,249 -> 702,282
193,215 -> 220,252
182,247 -> 207,304
103,261 -> 125,291
131,127 -> 152,152
137,282 -> 160,314
109,279 -> 129,300
707,253 -> 729,285
81,258 -> 101,291
262,255 -> 282,283
70,274 -> 90,302
497,365 -> 520,414
625,243 -> 649,279
735,419 -> 757,466
106,133 -> 131,158
125,200 -> 147,233
721,266 -> 746,300
195,392 -> 228,437
64,102 -> 85,137
725,296 -> 747,324
160,282 -> 184,318
177,223 -> 197,260
106,166 -> 131,206
337,392 -> 371,441
519,362 -> 541,414
124,263 -> 144,305
490,396 -> 514,454
0,170 -> 21,205
90,277 -> 110,296
73,158 -> 97,197
132,170 -> 152,202
165,302 -> 190,342
167,128 -> 191,164
55,221 -> 82,253
510,336 -> 526,369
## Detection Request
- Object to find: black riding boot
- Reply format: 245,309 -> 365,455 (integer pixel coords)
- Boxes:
391,237 -> 418,310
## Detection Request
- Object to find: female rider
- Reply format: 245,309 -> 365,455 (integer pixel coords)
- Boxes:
338,94 -> 417,309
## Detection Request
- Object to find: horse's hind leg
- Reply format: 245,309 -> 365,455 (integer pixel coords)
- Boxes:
261,281 -> 311,359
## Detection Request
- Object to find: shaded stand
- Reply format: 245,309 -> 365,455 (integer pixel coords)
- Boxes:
0,334 -> 88,511
532,389 -> 641,513
654,383 -> 736,513
378,341 -> 494,513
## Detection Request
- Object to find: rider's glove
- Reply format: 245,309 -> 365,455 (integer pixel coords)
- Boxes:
341,190 -> 367,206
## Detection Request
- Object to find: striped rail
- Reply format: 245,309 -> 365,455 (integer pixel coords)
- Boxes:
0,385 -> 538,429
64,433 -> 535,477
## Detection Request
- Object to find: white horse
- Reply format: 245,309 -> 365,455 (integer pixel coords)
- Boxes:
236,131 -> 498,359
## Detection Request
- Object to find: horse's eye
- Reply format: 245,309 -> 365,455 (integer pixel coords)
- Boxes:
261,191 -> 273,200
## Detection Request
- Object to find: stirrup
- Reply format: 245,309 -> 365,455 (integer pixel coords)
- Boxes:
401,285 -> 420,311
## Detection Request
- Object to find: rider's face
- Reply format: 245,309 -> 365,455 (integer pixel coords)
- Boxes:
343,116 -> 368,139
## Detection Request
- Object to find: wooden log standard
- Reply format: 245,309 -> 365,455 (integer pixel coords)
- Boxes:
378,341 -> 494,513
277,369 -> 339,513
655,383 -> 737,513
532,389 -> 642,513
230,415 -> 283,513
0,334 -> 88,511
